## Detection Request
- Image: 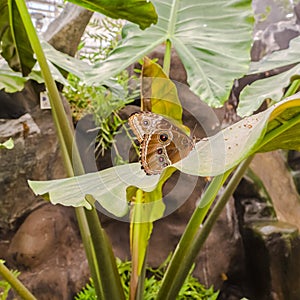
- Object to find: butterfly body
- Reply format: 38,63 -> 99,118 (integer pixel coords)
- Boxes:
128,112 -> 194,175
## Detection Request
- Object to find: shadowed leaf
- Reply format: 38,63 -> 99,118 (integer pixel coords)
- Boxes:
67,0 -> 158,30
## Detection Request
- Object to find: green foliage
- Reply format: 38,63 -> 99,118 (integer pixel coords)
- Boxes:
63,70 -> 138,159
0,138 -> 14,150
0,1 -> 35,76
239,36 -> 300,116
75,258 -> 219,300
74,278 -> 95,300
0,260 -> 20,300
84,0 -> 253,107
66,0 -> 158,30
78,17 -> 124,63
63,16 -> 139,159
28,93 -> 300,216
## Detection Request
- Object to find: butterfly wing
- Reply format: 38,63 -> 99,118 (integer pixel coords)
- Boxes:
141,129 -> 194,175
128,112 -> 164,143
129,111 -> 194,175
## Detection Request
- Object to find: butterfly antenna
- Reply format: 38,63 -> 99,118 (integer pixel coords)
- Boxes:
191,123 -> 201,143
190,123 -> 196,138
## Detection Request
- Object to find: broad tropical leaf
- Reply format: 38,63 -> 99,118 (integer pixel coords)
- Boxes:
29,93 -> 300,217
84,0 -> 253,106
28,163 -> 164,216
0,0 -> 35,75
67,0 -> 158,30
40,41 -> 125,94
238,36 -> 300,116
141,57 -> 184,125
0,62 -> 27,92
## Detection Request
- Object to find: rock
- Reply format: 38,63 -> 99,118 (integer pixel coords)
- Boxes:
6,204 -> 89,300
243,221 -> 300,300
235,163 -> 300,300
0,81 -> 44,119
43,3 -> 93,57
0,107 -> 66,234
193,196 -> 244,290
251,0 -> 300,61
250,152 -> 300,230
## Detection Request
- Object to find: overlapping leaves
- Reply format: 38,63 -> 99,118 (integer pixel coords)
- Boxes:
29,93 -> 300,217
238,36 -> 300,116
0,0 -> 35,75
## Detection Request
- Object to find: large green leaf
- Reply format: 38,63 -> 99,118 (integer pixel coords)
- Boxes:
0,0 -> 35,75
40,41 -> 124,94
28,163 -> 164,216
0,62 -> 27,92
67,0 -> 157,30
238,36 -> 300,116
84,0 -> 253,106
141,57 -> 183,119
29,93 -> 300,217
0,40 -> 125,94
40,40 -> 91,78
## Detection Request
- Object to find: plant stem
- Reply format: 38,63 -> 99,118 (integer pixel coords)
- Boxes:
283,78 -> 300,98
15,1 -> 124,299
157,157 -> 253,300
163,39 -> 172,76
191,156 -> 253,255
129,189 -> 151,300
156,172 -> 229,300
85,197 -> 125,300
0,261 -> 37,300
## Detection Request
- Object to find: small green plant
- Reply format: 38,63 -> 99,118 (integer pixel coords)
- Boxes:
75,258 -> 219,300
63,70 -> 139,160
63,16 -> 139,160
0,138 -> 14,150
0,260 -> 20,300
78,16 -> 124,64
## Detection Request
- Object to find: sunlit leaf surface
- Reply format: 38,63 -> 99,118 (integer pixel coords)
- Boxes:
84,0 -> 253,106
29,93 -> 300,216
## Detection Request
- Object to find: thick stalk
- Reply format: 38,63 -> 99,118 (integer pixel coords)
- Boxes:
14,1 -> 124,299
156,157 -> 252,300
163,39 -> 172,75
156,172 -> 230,300
185,157 -> 253,279
129,189 -> 150,300
282,79 -> 300,98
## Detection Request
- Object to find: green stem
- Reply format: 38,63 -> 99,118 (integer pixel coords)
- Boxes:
129,189 -> 150,300
156,172 -> 230,300
15,1 -> 124,299
84,198 -> 125,300
157,158 -> 252,300
74,208 -> 103,299
0,261 -> 37,300
189,156 -> 253,262
282,78 -> 300,98
135,256 -> 147,300
163,39 -> 172,76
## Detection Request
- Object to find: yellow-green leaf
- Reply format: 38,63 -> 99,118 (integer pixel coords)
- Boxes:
141,57 -> 183,123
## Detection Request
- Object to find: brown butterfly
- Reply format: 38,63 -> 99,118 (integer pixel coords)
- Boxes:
128,111 -> 195,175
